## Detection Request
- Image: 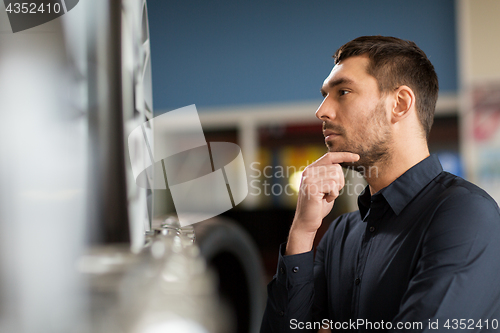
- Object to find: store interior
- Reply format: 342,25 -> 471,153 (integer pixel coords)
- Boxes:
1,0 -> 500,332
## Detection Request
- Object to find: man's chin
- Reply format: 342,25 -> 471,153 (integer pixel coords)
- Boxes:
340,160 -> 372,176
340,161 -> 361,170
327,147 -> 359,165
326,144 -> 353,155
341,158 -> 382,179
326,145 -> 369,172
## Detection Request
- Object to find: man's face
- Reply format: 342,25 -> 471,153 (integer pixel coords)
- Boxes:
317,55 -> 392,172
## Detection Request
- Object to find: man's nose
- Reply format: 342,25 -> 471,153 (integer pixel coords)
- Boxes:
315,97 -> 335,121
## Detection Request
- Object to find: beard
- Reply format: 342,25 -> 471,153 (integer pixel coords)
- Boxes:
324,100 -> 392,175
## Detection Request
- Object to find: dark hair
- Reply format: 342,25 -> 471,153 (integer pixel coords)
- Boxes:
333,36 -> 439,139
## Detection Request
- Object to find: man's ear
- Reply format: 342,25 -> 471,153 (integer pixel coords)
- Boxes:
391,85 -> 415,123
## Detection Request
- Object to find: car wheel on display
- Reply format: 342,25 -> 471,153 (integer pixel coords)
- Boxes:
195,218 -> 266,333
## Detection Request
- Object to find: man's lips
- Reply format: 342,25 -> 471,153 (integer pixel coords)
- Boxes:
323,129 -> 341,140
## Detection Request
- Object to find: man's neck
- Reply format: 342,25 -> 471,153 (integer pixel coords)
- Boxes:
365,147 -> 430,195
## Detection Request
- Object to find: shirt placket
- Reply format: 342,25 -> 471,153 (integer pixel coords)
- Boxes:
351,199 -> 388,323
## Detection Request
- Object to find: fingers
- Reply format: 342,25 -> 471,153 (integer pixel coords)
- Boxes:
302,163 -> 344,183
301,163 -> 345,199
324,192 -> 337,203
291,154 -> 351,236
311,152 -> 360,167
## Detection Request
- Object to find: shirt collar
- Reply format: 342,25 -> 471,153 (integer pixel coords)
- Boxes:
358,154 -> 443,218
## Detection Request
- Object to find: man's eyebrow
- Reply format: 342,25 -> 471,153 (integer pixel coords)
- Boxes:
320,77 -> 355,96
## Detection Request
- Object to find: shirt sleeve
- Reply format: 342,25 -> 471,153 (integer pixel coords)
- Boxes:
390,192 -> 500,332
260,230 -> 331,333
260,242 -> 314,333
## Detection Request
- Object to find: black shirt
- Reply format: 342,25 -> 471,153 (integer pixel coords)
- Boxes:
261,155 -> 500,332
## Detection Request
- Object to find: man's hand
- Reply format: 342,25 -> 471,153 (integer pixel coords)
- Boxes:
286,152 -> 359,255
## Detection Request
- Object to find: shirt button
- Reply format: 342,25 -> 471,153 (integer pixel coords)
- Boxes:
279,310 -> 284,317
292,266 -> 299,273
279,267 -> 285,274
355,278 -> 361,285
369,226 -> 375,232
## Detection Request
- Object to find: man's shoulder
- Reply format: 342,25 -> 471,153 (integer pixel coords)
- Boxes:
433,171 -> 499,210
428,172 -> 500,231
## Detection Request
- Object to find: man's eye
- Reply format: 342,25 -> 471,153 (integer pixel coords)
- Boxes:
339,90 -> 350,96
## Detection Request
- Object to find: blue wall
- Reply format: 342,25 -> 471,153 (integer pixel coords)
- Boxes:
147,0 -> 457,113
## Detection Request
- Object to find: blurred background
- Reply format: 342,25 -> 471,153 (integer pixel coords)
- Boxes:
1,0 -> 499,332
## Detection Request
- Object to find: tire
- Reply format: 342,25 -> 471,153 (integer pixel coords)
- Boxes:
194,218 -> 266,333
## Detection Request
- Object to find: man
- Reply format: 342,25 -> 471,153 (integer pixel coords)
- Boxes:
260,36 -> 500,332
